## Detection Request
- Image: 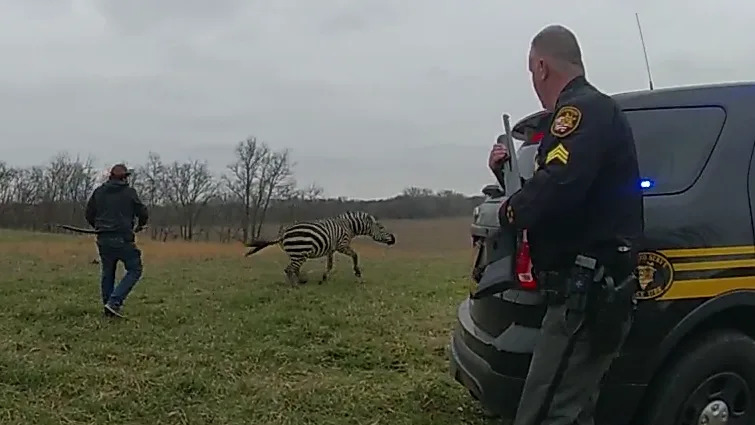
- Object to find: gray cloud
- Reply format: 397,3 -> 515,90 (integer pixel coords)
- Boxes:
0,0 -> 750,198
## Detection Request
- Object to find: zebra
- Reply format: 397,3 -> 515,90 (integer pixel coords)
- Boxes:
243,211 -> 396,286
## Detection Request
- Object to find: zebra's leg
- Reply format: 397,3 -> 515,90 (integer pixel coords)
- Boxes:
284,262 -> 298,286
284,257 -> 308,286
337,246 -> 362,281
319,252 -> 334,284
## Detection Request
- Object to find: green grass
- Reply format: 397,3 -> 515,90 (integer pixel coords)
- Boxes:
0,229 -> 496,425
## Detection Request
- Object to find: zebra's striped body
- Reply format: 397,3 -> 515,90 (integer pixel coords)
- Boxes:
244,211 -> 396,286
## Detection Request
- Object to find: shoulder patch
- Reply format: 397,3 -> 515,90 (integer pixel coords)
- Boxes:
545,143 -> 569,165
550,105 -> 582,138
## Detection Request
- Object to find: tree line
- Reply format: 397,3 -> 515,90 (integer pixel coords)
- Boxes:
0,137 -> 484,243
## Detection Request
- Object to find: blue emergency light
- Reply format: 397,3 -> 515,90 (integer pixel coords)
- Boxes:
640,179 -> 654,189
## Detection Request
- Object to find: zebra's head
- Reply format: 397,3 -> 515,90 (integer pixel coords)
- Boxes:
339,211 -> 396,245
365,215 -> 396,246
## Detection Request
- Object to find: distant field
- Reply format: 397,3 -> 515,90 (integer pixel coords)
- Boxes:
0,218 -> 498,425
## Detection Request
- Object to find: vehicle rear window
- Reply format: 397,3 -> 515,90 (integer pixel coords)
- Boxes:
623,106 -> 726,195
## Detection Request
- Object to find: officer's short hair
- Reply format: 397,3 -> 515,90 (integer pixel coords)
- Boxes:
531,25 -> 585,73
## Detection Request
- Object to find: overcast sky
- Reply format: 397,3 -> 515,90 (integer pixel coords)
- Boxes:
0,0 -> 751,199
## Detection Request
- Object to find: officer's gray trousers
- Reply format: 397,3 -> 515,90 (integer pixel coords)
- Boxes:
512,303 -> 631,425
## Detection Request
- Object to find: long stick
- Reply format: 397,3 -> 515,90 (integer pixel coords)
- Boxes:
54,224 -> 148,234
55,224 -> 99,234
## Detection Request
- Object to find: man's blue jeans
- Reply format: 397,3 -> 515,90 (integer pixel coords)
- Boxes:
96,234 -> 143,308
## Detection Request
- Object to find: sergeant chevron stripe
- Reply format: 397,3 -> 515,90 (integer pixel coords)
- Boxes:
545,143 -> 570,165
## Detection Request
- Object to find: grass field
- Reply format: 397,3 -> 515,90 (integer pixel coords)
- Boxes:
0,218 -> 500,425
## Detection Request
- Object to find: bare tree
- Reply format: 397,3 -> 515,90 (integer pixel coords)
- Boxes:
299,182 -> 325,201
251,147 -> 295,239
43,153 -> 70,204
133,152 -> 168,240
41,153 -> 73,229
16,166 -> 45,206
223,138 -> 296,240
0,162 -> 17,223
402,186 -> 435,197
0,162 -> 16,204
64,155 -> 98,217
133,152 -> 166,207
224,137 -> 264,242
163,159 -> 218,240
212,188 -> 241,243
283,182 -> 324,222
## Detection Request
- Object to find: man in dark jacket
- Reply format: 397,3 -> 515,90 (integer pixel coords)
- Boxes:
85,164 -> 149,318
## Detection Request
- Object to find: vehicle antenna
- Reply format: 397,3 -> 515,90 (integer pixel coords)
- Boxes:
635,12 -> 654,90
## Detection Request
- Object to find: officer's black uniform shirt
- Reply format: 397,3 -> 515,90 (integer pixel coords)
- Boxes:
501,76 -> 644,271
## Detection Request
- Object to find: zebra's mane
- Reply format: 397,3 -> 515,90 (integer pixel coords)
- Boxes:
333,211 -> 375,235
337,210 -> 371,220
278,211 -> 376,236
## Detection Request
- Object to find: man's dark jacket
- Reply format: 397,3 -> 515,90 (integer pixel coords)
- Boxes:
85,179 -> 149,237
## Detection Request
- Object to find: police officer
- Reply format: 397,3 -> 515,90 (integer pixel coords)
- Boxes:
488,25 -> 644,424
85,164 -> 149,318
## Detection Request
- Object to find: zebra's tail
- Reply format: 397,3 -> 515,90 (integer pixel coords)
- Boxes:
243,239 -> 280,257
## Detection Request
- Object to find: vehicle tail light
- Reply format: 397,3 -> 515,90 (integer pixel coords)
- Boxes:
515,230 -> 537,290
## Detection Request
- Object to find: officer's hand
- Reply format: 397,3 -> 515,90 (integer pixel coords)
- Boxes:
488,144 -> 510,170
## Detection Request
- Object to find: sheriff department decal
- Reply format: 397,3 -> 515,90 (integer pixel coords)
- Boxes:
550,105 -> 582,138
635,251 -> 674,300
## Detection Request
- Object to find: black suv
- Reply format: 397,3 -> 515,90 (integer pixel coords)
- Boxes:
450,82 -> 755,425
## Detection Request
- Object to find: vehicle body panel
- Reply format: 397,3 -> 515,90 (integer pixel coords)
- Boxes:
449,82 -> 755,424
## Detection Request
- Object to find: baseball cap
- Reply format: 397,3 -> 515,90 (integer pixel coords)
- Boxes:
110,163 -> 133,178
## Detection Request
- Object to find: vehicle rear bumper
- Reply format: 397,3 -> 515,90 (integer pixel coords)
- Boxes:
449,325 -> 524,419
449,302 -> 648,424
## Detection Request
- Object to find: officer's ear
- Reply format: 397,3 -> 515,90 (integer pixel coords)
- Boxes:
536,58 -> 550,81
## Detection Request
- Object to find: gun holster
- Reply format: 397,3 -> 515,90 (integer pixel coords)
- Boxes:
586,270 -> 636,354
564,254 -> 637,355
